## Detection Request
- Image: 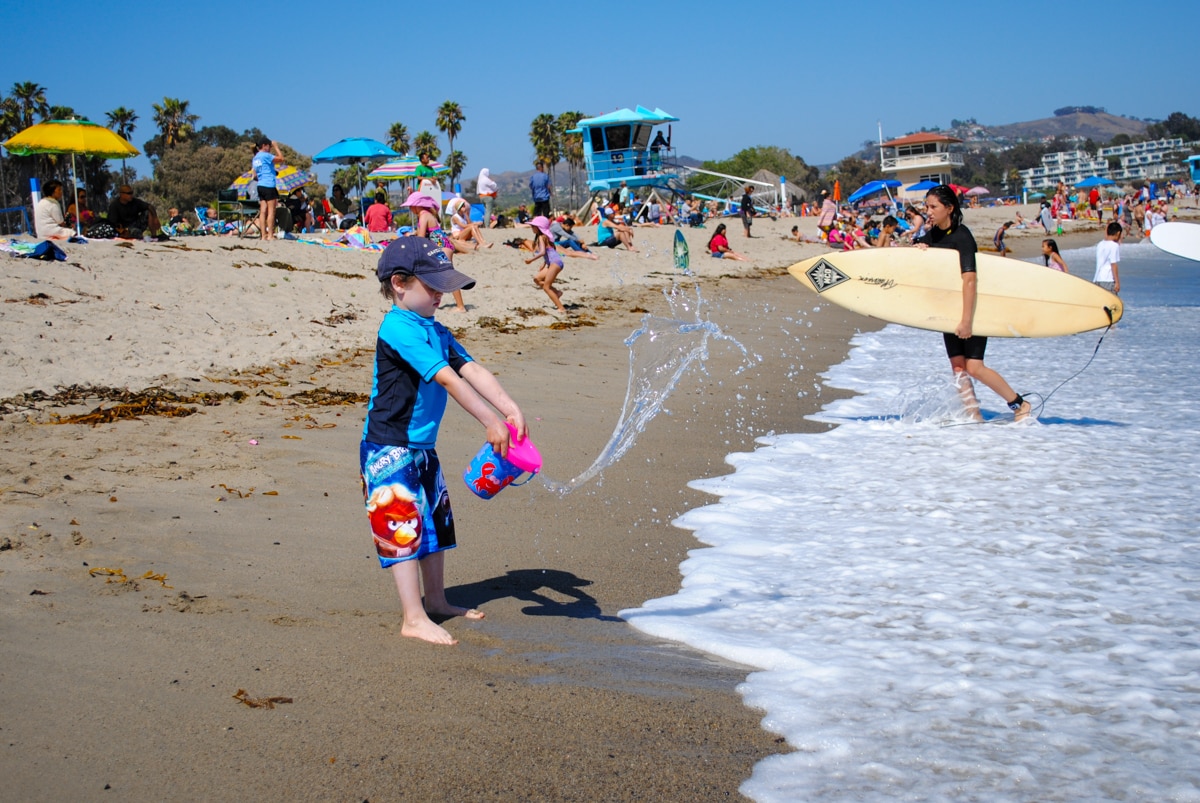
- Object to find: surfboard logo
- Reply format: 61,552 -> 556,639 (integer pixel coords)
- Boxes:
806,260 -> 849,293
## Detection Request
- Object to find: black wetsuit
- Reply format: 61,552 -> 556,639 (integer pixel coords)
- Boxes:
915,223 -> 987,360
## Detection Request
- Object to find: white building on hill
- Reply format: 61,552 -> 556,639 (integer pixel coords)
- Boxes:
1099,138 -> 1188,182
1019,137 -> 1192,188
1018,150 -> 1108,189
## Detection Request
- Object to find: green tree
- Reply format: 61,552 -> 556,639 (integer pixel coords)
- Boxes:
151,97 -> 199,152
1146,111 -> 1200,142
697,146 -> 820,197
529,113 -> 560,184
386,121 -> 410,156
445,150 -> 466,184
435,101 -> 465,178
825,156 -> 884,196
557,111 -> 587,208
10,81 -> 48,129
106,106 -> 138,183
413,130 -> 440,161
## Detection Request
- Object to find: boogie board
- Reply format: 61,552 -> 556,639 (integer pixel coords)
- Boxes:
789,249 -> 1122,338
1149,221 -> 1200,262
673,229 -> 690,273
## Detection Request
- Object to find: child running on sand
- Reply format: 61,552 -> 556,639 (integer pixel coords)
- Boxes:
361,239 -> 528,645
525,215 -> 568,313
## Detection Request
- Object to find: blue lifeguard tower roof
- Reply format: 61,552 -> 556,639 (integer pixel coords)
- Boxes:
567,105 -> 680,193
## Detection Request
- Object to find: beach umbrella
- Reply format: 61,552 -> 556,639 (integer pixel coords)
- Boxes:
906,180 -> 939,192
229,166 -> 314,199
948,184 -> 970,196
3,118 -> 139,235
365,156 -> 449,181
966,186 -> 990,196
1075,175 -> 1115,188
1028,192 -> 1046,199
846,179 -> 902,204
312,137 -> 399,201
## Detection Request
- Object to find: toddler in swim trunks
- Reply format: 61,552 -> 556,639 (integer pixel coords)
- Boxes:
361,238 -> 529,645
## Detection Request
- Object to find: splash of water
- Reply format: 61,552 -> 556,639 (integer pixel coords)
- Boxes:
542,283 -> 752,494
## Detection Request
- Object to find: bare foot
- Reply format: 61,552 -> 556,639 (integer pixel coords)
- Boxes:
426,603 -> 485,621
401,618 -> 458,645
1013,400 -> 1032,423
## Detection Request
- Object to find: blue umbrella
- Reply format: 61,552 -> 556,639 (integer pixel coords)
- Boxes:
847,179 -> 901,204
312,137 -> 398,164
1075,175 -> 1115,188
312,137 -> 399,205
906,180 -> 939,192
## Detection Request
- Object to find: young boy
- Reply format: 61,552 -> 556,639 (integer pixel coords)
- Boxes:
361,239 -> 528,645
1093,222 -> 1122,294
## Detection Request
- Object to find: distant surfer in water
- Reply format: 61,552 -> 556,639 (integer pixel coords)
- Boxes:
914,185 -> 1031,422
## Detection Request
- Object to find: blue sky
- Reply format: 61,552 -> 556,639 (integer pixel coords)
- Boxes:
4,0 -> 1196,186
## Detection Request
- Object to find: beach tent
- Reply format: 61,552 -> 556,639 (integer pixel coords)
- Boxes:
847,179 -> 901,205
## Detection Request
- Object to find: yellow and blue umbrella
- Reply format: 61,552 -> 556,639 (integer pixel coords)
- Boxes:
230,165 -> 314,199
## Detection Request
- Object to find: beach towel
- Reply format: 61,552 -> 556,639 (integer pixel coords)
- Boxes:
1,240 -> 68,261
298,224 -> 386,252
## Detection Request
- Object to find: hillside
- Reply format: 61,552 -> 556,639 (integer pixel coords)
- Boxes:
984,111 -> 1148,143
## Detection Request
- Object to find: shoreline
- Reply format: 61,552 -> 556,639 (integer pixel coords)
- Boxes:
0,205 -> 1184,799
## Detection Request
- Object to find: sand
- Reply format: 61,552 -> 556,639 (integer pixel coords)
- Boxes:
0,205 -> 1118,800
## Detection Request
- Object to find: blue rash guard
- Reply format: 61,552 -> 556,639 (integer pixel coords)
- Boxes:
362,306 -> 473,449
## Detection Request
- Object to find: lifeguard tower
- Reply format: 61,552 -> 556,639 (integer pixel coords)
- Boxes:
568,106 -> 680,193
1188,154 -> 1200,185
568,105 -> 785,217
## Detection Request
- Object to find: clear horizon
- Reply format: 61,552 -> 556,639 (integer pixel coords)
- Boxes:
4,0 -> 1196,188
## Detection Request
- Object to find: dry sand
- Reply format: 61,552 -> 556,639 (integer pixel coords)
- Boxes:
0,206 -> 1113,800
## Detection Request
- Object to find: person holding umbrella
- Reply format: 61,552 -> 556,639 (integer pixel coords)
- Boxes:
252,137 -> 285,240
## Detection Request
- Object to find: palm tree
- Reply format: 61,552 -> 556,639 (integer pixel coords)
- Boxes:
10,82 -> 48,129
413,130 -> 440,162
529,113 -> 561,186
385,122 -> 410,156
151,97 -> 199,150
557,111 -> 586,208
445,151 -> 466,184
435,101 -> 465,175
106,107 -> 138,183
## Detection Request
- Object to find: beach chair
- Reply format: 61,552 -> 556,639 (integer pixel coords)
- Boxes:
216,188 -> 261,238
194,206 -> 222,235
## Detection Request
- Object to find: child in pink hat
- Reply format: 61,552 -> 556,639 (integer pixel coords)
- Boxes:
524,215 -> 566,314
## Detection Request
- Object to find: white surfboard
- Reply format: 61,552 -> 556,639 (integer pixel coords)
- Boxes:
789,249 -> 1122,338
1149,221 -> 1200,262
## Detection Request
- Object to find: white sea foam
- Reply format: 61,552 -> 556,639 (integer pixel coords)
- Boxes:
624,241 -> 1200,801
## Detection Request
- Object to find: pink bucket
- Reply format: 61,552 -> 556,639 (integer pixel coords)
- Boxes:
463,423 -> 542,499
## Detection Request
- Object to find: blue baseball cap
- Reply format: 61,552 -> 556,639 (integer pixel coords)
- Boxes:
376,238 -> 476,292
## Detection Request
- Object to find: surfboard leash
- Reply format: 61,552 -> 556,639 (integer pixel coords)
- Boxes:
1024,321 -> 1115,419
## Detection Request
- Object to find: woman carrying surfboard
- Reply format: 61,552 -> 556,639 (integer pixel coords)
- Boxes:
914,185 -> 1031,422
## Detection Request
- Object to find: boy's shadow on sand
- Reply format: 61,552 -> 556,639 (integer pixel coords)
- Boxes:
451,569 -> 622,622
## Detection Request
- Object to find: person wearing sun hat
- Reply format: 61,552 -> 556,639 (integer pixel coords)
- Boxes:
361,237 -> 528,645
401,190 -> 467,312
523,215 -> 568,313
447,196 -> 492,251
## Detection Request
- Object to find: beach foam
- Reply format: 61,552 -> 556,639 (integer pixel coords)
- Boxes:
625,241 -> 1200,800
